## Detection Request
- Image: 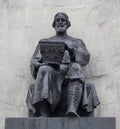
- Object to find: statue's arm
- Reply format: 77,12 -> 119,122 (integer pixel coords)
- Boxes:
30,42 -> 42,79
73,39 -> 90,66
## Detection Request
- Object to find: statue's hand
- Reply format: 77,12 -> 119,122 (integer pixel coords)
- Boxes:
65,44 -> 73,55
35,62 -> 41,68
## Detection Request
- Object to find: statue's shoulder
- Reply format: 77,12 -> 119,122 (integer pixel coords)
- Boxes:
68,35 -> 83,42
67,35 -> 85,46
39,36 -> 56,43
39,38 -> 50,42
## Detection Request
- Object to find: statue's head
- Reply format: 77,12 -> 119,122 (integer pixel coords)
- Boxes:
52,12 -> 71,33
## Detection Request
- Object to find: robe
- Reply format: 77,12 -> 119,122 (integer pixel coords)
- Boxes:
30,35 -> 90,111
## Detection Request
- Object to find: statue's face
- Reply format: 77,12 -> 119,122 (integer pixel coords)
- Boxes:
54,14 -> 68,33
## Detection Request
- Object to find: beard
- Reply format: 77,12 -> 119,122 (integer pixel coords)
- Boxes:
55,24 -> 68,33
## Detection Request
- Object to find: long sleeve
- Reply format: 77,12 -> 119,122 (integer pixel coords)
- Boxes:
30,42 -> 42,79
73,39 -> 90,66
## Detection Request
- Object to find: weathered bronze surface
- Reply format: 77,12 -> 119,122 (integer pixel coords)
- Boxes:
26,12 -> 100,117
39,41 -> 65,70
39,41 -> 65,64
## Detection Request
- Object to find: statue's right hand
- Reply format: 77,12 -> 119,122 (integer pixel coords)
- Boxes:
64,43 -> 73,55
35,62 -> 41,68
64,43 -> 69,51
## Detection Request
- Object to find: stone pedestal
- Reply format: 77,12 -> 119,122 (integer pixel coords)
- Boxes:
5,117 -> 116,129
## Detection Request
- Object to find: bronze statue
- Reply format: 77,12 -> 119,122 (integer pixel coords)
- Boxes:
26,12 -> 100,117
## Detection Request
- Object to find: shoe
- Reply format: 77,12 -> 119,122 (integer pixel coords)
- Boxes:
65,110 -> 80,117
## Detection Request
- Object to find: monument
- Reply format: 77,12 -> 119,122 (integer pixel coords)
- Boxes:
26,12 -> 100,117
5,12 -> 116,129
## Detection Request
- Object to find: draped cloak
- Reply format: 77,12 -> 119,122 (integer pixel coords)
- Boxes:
30,36 -> 91,111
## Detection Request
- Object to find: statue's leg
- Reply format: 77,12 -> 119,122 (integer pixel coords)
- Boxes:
36,100 -> 51,117
65,63 -> 84,117
32,65 -> 58,117
66,81 -> 83,117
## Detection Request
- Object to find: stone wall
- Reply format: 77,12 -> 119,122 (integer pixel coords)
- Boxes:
0,0 -> 120,128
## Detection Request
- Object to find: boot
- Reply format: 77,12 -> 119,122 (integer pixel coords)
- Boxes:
36,100 -> 51,117
65,81 -> 83,117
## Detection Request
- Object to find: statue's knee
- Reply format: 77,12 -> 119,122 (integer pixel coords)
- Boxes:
71,63 -> 82,70
38,65 -> 53,74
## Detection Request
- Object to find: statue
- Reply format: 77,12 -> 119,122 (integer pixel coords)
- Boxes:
26,12 -> 100,117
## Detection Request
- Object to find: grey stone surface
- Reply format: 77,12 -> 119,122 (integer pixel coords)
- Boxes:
5,117 -> 116,129
0,0 -> 120,128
